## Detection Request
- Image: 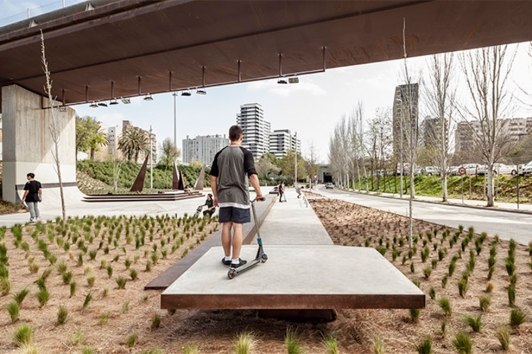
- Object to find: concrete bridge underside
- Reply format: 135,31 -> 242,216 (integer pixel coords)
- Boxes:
2,0 -> 532,110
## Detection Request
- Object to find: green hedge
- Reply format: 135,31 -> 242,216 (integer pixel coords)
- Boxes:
77,160 -> 210,190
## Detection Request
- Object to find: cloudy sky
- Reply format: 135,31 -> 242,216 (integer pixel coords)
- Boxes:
2,0 -> 532,163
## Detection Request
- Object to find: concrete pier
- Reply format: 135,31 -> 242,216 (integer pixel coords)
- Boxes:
160,189 -> 425,311
2,84 -> 79,204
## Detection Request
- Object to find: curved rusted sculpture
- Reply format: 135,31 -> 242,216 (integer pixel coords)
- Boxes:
130,155 -> 149,192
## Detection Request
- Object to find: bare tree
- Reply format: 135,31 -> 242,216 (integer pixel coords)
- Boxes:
305,141 -> 320,185
459,45 -> 517,207
328,118 -> 348,186
348,102 -> 369,192
364,107 -> 393,192
398,18 -> 422,248
40,30 -> 66,221
422,53 -> 457,202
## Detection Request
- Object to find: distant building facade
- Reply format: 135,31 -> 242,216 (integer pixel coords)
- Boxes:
454,117 -> 532,154
236,103 -> 271,158
420,116 -> 448,150
182,134 -> 229,166
392,83 -> 419,159
107,125 -> 123,156
269,129 -> 301,158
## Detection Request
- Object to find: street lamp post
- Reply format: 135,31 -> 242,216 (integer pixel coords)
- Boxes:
294,132 -> 297,186
173,92 -> 177,151
149,125 -> 153,190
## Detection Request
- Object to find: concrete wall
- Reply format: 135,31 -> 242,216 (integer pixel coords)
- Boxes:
2,84 -> 77,203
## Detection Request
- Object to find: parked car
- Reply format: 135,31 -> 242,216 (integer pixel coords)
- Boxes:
477,163 -> 517,176
521,160 -> 532,176
422,166 -> 441,176
325,182 -> 334,189
458,163 -> 478,176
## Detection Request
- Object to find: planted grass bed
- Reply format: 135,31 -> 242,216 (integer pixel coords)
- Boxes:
311,198 -> 532,353
0,213 -> 219,353
2,198 -> 531,353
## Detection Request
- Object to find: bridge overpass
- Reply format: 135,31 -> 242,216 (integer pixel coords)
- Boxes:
1,0 -> 532,203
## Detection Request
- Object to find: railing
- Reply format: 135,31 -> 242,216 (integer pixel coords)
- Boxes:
0,0 -> 84,28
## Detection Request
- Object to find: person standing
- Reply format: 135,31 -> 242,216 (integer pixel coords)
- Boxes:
278,181 -> 285,202
210,125 -> 264,268
21,173 -> 42,223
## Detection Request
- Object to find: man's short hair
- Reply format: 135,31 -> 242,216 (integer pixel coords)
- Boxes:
229,125 -> 243,142
27,173 -> 35,178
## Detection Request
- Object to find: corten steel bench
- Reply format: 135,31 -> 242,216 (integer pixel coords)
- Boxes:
83,191 -> 203,203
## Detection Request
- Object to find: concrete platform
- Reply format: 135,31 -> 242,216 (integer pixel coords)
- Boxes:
161,245 -> 425,310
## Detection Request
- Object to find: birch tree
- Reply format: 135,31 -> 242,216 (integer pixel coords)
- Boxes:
41,30 -> 66,221
398,18 -> 422,248
422,53 -> 456,202
348,102 -> 368,192
459,45 -> 516,207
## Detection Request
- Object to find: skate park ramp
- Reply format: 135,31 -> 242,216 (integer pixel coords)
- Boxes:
160,189 -> 425,311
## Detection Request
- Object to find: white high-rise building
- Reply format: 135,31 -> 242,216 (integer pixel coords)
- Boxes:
107,125 -> 123,156
269,129 -> 301,158
236,103 -> 271,158
182,134 -> 229,166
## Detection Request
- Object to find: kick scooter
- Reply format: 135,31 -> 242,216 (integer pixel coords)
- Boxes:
227,196 -> 267,279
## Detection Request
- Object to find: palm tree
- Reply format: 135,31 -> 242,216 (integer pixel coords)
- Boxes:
87,131 -> 107,160
118,127 -> 148,162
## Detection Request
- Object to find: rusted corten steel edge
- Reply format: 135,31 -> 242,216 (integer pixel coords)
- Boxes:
160,294 -> 426,310
144,195 -> 275,290
2,1 -> 532,112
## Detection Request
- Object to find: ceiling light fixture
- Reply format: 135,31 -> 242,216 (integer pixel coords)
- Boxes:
120,97 -> 131,104
98,101 -> 108,107
109,99 -> 119,105
288,77 -> 299,84
181,91 -> 192,97
89,102 -> 98,108
144,93 -> 153,101
277,79 -> 287,84
196,89 -> 207,95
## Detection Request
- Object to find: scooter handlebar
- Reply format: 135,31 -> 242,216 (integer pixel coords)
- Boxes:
252,196 -> 266,203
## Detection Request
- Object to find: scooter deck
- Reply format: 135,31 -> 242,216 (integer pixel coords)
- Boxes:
227,198 -> 267,279
227,244 -> 267,279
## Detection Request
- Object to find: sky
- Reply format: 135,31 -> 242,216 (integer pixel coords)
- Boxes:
2,0 -> 532,163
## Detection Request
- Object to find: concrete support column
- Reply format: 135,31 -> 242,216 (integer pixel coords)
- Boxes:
2,84 -> 77,204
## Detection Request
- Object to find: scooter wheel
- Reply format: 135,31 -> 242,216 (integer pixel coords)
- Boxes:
228,268 -> 236,279
261,254 -> 268,263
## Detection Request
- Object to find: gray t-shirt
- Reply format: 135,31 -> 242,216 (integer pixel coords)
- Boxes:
209,145 -> 257,209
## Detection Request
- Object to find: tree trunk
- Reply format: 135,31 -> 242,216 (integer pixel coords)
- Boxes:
487,169 -> 494,206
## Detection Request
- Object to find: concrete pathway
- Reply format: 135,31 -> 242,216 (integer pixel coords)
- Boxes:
0,188 -> 236,227
256,190 -> 332,245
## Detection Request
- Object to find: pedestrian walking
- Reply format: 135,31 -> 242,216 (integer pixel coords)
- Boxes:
210,125 -> 264,268
21,173 -> 42,223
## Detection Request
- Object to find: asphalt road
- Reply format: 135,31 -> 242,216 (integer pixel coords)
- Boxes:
318,187 -> 532,245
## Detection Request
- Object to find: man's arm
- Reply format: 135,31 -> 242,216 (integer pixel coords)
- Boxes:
22,190 -> 29,202
210,175 -> 218,206
38,187 -> 42,202
249,174 -> 263,200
